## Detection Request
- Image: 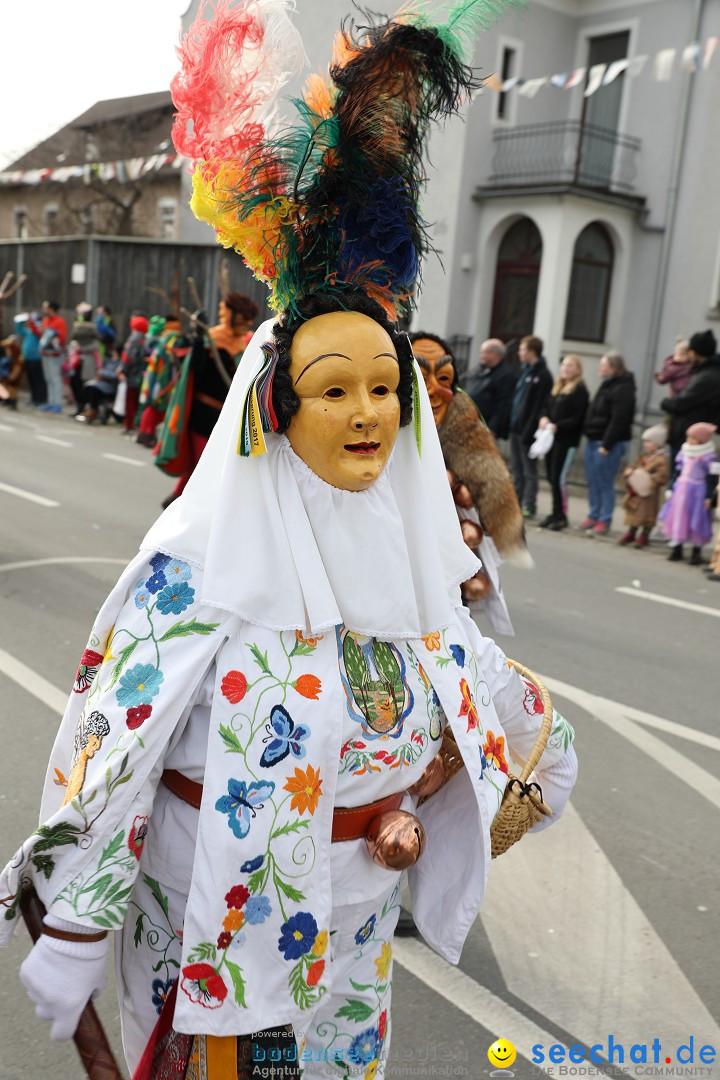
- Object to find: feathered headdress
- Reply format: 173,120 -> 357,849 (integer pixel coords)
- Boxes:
172,0 -> 511,322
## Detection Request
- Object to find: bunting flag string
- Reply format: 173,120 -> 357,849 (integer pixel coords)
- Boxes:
0,153 -> 182,188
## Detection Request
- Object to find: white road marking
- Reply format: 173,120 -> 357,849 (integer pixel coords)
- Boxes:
482,802 -> 720,1067
0,480 -> 59,508
35,434 -> 73,448
0,555 -> 127,574
102,452 -> 146,467
394,936 -> 567,1072
615,585 -> 720,619
0,646 -> 66,715
0,422 -> 15,433
546,677 -> 720,811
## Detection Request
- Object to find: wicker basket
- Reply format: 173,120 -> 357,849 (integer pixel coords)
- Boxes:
420,659 -> 553,858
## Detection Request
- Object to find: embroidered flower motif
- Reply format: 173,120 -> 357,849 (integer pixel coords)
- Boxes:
231,932 -> 246,951
306,959 -> 325,986
277,912 -> 319,961
73,648 -> 104,694
311,930 -> 328,957
126,704 -> 152,730
260,704 -> 310,767
215,779 -> 275,839
128,815 -> 148,860
156,581 -> 195,615
221,670 -> 247,704
145,570 -> 167,595
295,630 -> 323,648
245,895 -> 272,925
349,1029 -> 381,1066
151,977 -> 173,1015
449,643 -> 466,668
180,963 -> 228,1009
241,855 -> 264,874
165,559 -> 192,582
117,664 -> 164,708
150,553 -> 171,573
375,942 -> 392,981
378,1010 -> 387,1040
292,674 -> 322,699
225,884 -> 250,909
223,909 -> 245,933
458,678 -> 478,732
523,679 -> 544,716
134,580 -> 151,608
483,730 -> 508,774
102,628 -> 115,665
283,764 -> 323,816
478,744 -> 487,780
217,932 -> 232,950
422,631 -> 441,652
354,915 -> 376,946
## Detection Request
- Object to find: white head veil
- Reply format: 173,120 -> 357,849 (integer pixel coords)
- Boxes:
141,318 -> 479,639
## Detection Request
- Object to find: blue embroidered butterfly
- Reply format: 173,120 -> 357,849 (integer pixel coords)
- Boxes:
259,704 -> 310,768
215,778 -> 275,839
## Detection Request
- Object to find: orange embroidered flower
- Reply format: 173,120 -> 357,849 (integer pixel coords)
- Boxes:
284,764 -> 323,816
483,731 -> 508,774
223,909 -> 245,933
422,632 -> 441,652
293,674 -> 322,699
306,959 -> 325,986
417,662 -> 431,691
295,630 -> 323,648
458,678 -> 478,732
221,670 -> 247,704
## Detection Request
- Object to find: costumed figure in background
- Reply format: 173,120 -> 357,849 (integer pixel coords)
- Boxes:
660,421 -> 718,564
120,315 -> 151,435
156,291 -> 259,507
411,332 -> 529,636
0,336 -> 24,410
136,317 -> 190,448
3,4 -> 577,1079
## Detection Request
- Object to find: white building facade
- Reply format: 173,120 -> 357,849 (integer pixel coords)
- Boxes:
181,0 -> 720,414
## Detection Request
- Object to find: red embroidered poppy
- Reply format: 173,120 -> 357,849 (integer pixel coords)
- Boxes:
378,1009 -> 387,1040
483,731 -> 509,774
180,963 -> 228,1009
221,670 -> 248,704
225,884 -> 250,909
306,959 -> 325,987
126,704 -> 152,730
292,674 -> 322,699
128,815 -> 149,860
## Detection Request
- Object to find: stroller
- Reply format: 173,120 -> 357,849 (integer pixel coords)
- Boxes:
76,354 -> 123,424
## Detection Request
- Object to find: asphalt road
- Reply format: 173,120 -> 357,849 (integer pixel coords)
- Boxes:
1,406 -> 719,1080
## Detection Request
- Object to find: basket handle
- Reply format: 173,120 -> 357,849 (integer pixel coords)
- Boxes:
506,659 -> 553,783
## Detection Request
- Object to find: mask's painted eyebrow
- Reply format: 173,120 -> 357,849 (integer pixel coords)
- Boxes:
295,352 -> 352,385
374,353 -> 398,361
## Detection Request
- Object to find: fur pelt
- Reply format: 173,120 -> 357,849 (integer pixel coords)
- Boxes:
439,389 -> 529,562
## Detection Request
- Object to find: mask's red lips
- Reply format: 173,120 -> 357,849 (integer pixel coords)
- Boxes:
345,442 -> 381,454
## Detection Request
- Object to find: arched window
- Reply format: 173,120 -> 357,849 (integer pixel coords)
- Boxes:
563,223 -> 614,342
490,217 -> 542,342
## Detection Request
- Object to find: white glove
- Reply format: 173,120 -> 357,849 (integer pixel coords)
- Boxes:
19,917 -> 109,1042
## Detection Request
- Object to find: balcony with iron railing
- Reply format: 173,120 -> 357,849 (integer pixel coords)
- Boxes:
478,119 -> 644,204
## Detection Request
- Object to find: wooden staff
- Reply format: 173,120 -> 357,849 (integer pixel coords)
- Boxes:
19,885 -> 124,1080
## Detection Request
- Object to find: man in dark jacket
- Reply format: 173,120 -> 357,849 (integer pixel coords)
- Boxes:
509,335 -> 553,517
661,330 -> 720,461
581,352 -> 636,535
465,338 -> 517,440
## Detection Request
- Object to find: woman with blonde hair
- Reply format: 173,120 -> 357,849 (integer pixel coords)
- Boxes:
538,355 -> 589,530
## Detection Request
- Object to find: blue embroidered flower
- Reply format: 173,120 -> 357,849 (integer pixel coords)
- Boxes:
134,579 -> 151,609
245,895 -> 272,925
354,914 -> 376,946
231,932 -> 246,951
164,558 -> 192,583
449,644 -> 466,668
241,855 -> 264,874
145,570 -> 167,594
117,664 -> 164,707
278,912 -> 318,960
156,581 -> 195,615
215,779 -> 275,839
478,744 -> 487,781
151,977 -> 173,1015
150,553 -> 171,573
348,1028 -> 381,1065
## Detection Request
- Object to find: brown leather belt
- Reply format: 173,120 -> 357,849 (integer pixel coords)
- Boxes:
194,391 -> 224,411
161,769 -> 403,843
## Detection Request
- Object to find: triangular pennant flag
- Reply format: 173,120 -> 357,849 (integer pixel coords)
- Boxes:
484,72 -> 504,93
584,63 -> 607,97
703,36 -> 719,70
551,72 -> 569,88
682,43 -> 701,72
603,59 -> 629,86
518,77 -> 548,98
564,68 -> 586,89
653,48 -> 676,81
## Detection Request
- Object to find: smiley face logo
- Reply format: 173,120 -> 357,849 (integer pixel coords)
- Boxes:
488,1039 -> 517,1070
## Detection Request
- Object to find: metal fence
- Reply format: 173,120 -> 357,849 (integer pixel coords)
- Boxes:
0,236 -> 272,339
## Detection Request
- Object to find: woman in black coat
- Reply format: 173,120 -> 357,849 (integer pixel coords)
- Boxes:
538,355 -> 589,529
581,352 -> 636,535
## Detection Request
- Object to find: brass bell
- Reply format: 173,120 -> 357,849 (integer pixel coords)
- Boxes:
407,755 -> 445,799
365,810 -> 426,870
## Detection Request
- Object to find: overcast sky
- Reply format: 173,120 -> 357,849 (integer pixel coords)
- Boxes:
1,0 -> 188,169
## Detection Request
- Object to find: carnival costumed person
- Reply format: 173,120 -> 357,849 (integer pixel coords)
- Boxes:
136,317 -> 191,448
156,291 -> 259,507
120,314 -> 151,435
411,333 -> 528,636
659,421 -> 718,563
3,4 -> 578,1079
